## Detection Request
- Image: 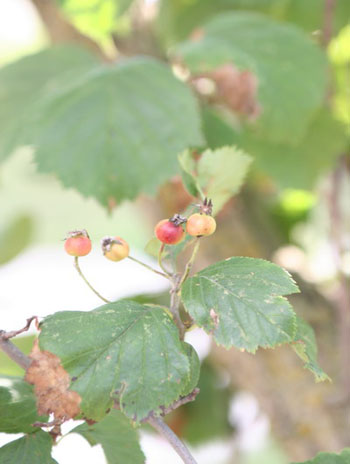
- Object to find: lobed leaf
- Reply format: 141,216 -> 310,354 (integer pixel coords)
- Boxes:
181,257 -> 299,352
39,300 -> 191,422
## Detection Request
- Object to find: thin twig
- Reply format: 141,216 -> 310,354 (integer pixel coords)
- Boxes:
322,0 -> 336,47
127,255 -> 170,280
74,257 -> 111,304
169,274 -> 186,340
147,415 -> 198,464
179,238 -> 201,287
158,243 -> 172,276
1,316 -> 38,340
0,334 -> 31,370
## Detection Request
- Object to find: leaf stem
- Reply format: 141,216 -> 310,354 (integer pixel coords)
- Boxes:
127,255 -> 170,280
179,238 -> 201,287
158,243 -> 172,277
147,415 -> 198,464
74,257 -> 111,304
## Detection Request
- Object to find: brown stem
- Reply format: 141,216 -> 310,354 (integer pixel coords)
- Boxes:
322,0 -> 337,47
147,415 -> 198,464
29,0 -> 111,61
0,334 -> 31,370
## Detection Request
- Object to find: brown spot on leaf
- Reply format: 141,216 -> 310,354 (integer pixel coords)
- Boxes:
194,63 -> 261,120
210,309 -> 219,329
25,339 -> 81,421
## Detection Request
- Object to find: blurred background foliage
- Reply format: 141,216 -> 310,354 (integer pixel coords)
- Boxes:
0,0 -> 349,463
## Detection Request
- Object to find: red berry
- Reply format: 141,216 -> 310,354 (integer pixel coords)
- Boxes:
155,219 -> 185,245
64,229 -> 92,257
102,236 -> 129,262
186,214 -> 216,237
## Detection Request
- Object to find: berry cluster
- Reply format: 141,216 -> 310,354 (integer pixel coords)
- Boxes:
64,199 -> 216,259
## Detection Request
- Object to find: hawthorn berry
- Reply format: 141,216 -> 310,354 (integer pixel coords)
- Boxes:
101,236 -> 129,262
64,229 -> 92,257
155,217 -> 185,245
186,213 -> 216,237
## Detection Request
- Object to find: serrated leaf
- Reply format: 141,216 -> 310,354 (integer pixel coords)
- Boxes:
0,45 -> 99,161
180,342 -> 200,396
181,257 -> 299,352
0,430 -> 55,463
197,146 -> 252,214
39,300 -> 190,422
33,57 -> 204,206
175,12 -> 327,143
71,409 -> 145,464
0,375 -> 47,434
291,448 -> 350,464
292,317 -> 330,383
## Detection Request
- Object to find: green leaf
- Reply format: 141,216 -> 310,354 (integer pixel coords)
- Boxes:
292,317 -> 330,383
71,409 -> 145,464
39,300 -> 190,422
0,215 -> 34,265
180,362 -> 232,444
180,342 -> 200,396
181,257 -> 299,352
176,12 -> 327,143
33,57 -> 204,206
0,45 -> 99,161
0,375 -> 47,434
0,430 -> 55,463
197,146 -> 252,214
202,107 -> 348,189
178,146 -> 252,213
291,448 -> 350,464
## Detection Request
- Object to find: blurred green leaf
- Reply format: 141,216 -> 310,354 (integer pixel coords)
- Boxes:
203,107 -> 348,189
33,57 -> 204,207
179,146 -> 252,214
175,12 -> 327,144
39,300 -> 191,421
71,409 -> 145,464
158,0 -> 350,45
182,257 -> 299,352
197,146 -> 252,214
329,25 -> 350,132
0,375 -> 47,434
292,317 -> 330,382
291,448 -> 350,464
0,46 -> 99,161
179,362 -> 232,444
0,215 -> 34,265
0,430 -> 56,463
57,0 -> 133,45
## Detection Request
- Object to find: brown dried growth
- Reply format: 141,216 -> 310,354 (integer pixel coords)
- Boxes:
205,64 -> 261,120
25,339 -> 81,421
